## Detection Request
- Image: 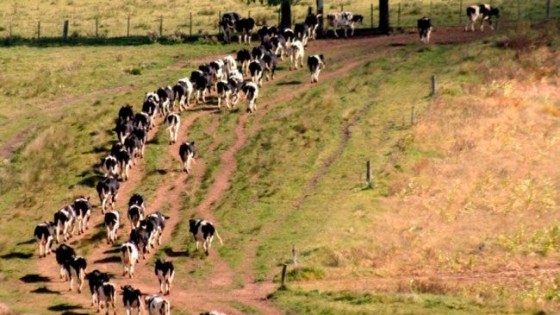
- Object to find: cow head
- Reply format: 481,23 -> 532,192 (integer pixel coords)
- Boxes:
490,7 -> 500,18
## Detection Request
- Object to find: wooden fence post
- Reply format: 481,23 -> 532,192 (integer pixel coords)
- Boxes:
159,15 -> 163,37
341,4 -> 344,11
127,15 -> 130,37
248,10 -> 251,18
459,0 -> 463,25
397,3 -> 401,28
291,245 -> 297,266
280,264 -> 288,289
8,23 -> 12,42
189,12 -> 193,37
218,11 -> 222,35
546,0 -> 552,19
370,3 -> 374,29
431,75 -> 436,96
37,20 -> 41,39
63,19 -> 69,41
366,160 -> 372,188
95,16 -> 99,37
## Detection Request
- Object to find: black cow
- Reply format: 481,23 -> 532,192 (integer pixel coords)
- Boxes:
115,146 -> 131,181
34,221 -> 55,257
220,12 -> 241,43
257,25 -> 278,43
236,49 -> 252,75
261,51 -> 278,81
147,212 -> 169,247
118,104 -> 134,122
307,54 -> 326,83
142,96 -> 158,129
129,228 -> 150,260
63,255 -> 87,293
86,270 -> 110,306
189,219 -> 223,256
155,259 -> 175,295
124,134 -> 142,166
73,196 -> 92,234
101,154 -> 119,178
294,23 -> 310,46
235,17 -> 255,44
179,141 -> 196,174
55,244 -> 76,279
172,83 -> 191,111
465,4 -> 499,31
304,13 -> 320,40
190,70 -> 211,104
133,112 -> 151,132
242,82 -> 259,113
96,176 -> 120,214
217,79 -> 243,110
115,117 -> 134,145
248,60 -> 264,87
418,17 -> 433,44
122,285 -> 143,315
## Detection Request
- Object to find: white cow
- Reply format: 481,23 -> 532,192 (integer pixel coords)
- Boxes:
121,242 -> 139,278
145,295 -> 171,315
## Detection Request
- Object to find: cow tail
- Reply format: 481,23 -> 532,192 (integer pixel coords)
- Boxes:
214,230 -> 224,246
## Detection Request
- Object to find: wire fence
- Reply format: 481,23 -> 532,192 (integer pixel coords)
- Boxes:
0,0 -> 557,41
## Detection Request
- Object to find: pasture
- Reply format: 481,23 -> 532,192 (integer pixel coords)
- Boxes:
0,2 -> 559,315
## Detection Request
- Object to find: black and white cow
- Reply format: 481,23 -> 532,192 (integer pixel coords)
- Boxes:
115,146 -> 131,181
242,82 -> 259,113
122,285 -> 143,315
146,212 -> 169,247
236,17 -> 256,44
129,193 -> 146,213
257,25 -> 278,43
55,244 -> 76,279
54,205 -> 76,243
236,49 -> 252,76
124,134 -> 142,166
465,4 -> 500,32
104,210 -> 120,245
190,70 -> 211,104
86,269 -> 110,306
179,141 -> 196,174
352,14 -> 364,24
118,104 -> 135,123
174,79 -> 194,111
220,12 -> 241,43
222,55 -> 238,77
132,127 -> 147,159
121,242 -> 139,278
138,218 -> 158,252
115,117 -> 134,145
261,51 -> 278,81
305,13 -> 320,40
164,113 -> 180,145
155,259 -> 175,295
96,282 -> 117,315
248,60 -> 264,87
102,154 -> 119,178
418,17 -> 433,44
307,54 -> 325,83
34,221 -> 55,257
156,87 -> 175,117
145,295 -> 171,315
73,196 -> 92,234
294,23 -> 310,46
189,219 -> 223,256
289,39 -> 305,70
96,176 -> 120,214
63,255 -> 87,293
128,205 -> 144,230
326,11 -> 356,37
142,95 -> 159,129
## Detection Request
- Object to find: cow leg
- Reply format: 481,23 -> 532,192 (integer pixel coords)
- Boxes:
69,275 -> 74,291
78,271 -> 84,293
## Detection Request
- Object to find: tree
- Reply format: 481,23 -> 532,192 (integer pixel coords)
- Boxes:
379,0 -> 390,34
267,0 -> 294,29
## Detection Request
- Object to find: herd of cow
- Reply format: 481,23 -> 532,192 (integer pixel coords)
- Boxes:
28,4 -> 500,314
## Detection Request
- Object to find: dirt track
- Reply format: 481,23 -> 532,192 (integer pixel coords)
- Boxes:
28,27 -> 495,314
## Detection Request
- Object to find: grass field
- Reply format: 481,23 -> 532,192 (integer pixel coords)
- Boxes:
0,5 -> 559,314
0,0 -> 558,40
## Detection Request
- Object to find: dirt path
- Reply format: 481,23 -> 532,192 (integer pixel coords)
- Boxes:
27,26 -> 498,314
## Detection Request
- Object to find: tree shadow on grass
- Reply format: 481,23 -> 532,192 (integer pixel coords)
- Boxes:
20,274 -> 50,283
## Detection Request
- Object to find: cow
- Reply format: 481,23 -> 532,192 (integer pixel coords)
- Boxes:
138,218 -> 158,252
164,113 -> 181,145
130,227 -> 150,259
222,55 -> 238,77
236,49 -> 252,76
129,194 -> 146,213
124,133 -> 142,166
121,242 -> 139,278
122,285 -> 143,315
220,12 -> 241,43
352,14 -> 364,24
257,25 -> 278,43
115,117 -> 134,145
248,60 -> 264,87
417,17 -> 433,44
209,59 -> 226,89
63,255 -> 87,293
289,39 -> 305,70
86,270 -> 110,306
294,23 -> 310,46
465,4 -> 500,31
305,13 -> 320,40
308,54 -> 326,83
189,219 -> 223,256
156,87 -> 175,117
261,51 -> 278,81
96,176 -> 120,214
53,205 -> 76,243
142,96 -> 159,129
102,154 -> 119,178
146,212 -> 169,247
55,244 -> 76,279
132,127 -> 147,159
326,11 -> 356,37
217,78 -> 243,110
96,282 -> 117,315
73,196 -> 92,234
242,82 -> 259,113
34,221 -> 55,257
190,70 -> 211,104
128,205 -> 144,230
145,295 -> 171,315
236,17 -> 255,44
154,259 -> 175,295
104,210 -> 120,245
118,104 -> 134,122
116,146 -> 132,181
179,141 -> 196,174
174,80 -> 193,111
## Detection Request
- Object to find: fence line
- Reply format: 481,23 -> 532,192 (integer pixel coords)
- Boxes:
0,0 -> 556,40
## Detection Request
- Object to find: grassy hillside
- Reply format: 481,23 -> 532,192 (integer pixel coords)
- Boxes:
1,0 -> 558,39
